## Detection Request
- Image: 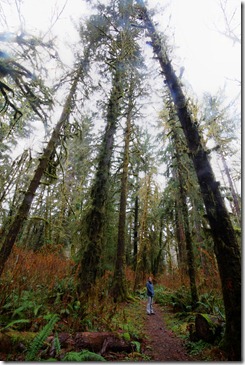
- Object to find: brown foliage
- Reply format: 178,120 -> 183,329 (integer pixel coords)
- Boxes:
156,266 -> 221,294
157,271 -> 189,290
1,245 -> 74,293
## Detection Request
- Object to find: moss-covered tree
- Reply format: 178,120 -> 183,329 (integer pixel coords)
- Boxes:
0,63 -> 84,277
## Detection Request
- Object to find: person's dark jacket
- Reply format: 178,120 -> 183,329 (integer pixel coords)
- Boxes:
146,280 -> 154,297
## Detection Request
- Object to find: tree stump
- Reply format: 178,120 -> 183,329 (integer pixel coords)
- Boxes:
195,313 -> 224,343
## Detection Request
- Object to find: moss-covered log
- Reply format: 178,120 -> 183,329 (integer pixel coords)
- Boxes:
0,330 -> 135,358
195,313 -> 224,343
0,331 -> 36,353
74,332 -> 135,354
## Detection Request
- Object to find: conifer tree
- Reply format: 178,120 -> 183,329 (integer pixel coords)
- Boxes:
0,62 -> 85,276
78,0 -> 145,298
134,0 -> 241,359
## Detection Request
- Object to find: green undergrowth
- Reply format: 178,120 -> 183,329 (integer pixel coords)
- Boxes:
152,285 -> 226,361
62,350 -> 106,361
0,291 -> 148,361
111,300 -> 144,340
0,277 -> 226,361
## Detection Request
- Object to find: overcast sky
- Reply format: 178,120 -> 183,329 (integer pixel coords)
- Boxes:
1,0 -> 241,102
0,0 -> 241,191
168,0 -> 240,100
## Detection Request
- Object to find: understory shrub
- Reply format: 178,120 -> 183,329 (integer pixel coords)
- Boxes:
62,350 -> 106,361
25,314 -> 59,361
153,286 -> 174,306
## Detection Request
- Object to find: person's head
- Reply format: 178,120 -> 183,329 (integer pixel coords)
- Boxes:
148,276 -> 152,282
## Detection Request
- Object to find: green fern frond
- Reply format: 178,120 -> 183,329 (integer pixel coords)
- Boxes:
25,314 -> 59,361
54,332 -> 61,355
79,350 -> 106,361
1,319 -> 30,331
12,303 -> 31,317
131,340 -> 141,352
63,352 -> 82,361
63,350 -> 106,361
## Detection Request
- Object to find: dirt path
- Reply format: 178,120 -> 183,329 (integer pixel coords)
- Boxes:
141,301 -> 193,361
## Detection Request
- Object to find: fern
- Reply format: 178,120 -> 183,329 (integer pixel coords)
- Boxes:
62,352 -> 82,361
25,314 -> 59,361
1,319 -> 30,331
131,340 -> 141,352
12,303 -> 32,318
79,350 -> 106,361
54,332 -> 61,355
63,350 -> 106,361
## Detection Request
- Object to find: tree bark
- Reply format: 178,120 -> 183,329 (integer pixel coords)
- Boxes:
0,65 -> 83,277
134,173 -> 151,290
133,193 -> 139,270
174,200 -> 187,276
0,331 -> 134,356
111,81 -> 134,302
136,1 -> 241,360
132,157 -> 140,270
74,332 -> 134,354
152,213 -> 164,276
220,152 -> 241,225
78,65 -> 123,296
174,138 -> 198,306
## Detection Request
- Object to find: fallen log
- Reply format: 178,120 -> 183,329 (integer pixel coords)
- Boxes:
47,331 -> 135,357
74,332 -> 134,354
0,330 -> 135,358
0,333 -> 12,353
0,331 -> 36,353
195,313 -> 224,343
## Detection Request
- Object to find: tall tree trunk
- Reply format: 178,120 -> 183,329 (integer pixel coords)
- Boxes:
191,199 -> 211,279
152,213 -> 164,275
165,224 -> 173,274
136,1 -> 241,359
132,159 -> 140,270
78,65 -> 123,297
174,200 -> 187,277
111,82 -> 134,302
44,185 -> 52,245
134,173 -> 151,290
220,152 -> 241,225
133,193 -> 139,270
170,110 -> 199,305
0,65 -> 83,277
175,147 -> 199,305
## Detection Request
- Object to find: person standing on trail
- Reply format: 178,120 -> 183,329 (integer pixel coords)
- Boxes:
146,276 -> 155,315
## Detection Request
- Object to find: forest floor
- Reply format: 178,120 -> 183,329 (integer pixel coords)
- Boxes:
140,301 -> 192,361
0,297 -> 228,361
138,299 -> 228,362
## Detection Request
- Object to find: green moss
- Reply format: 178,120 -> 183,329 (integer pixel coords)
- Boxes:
199,314 -> 216,333
8,330 -> 36,345
122,332 -> 130,341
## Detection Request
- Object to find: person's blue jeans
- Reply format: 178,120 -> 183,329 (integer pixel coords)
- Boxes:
147,296 -> 154,314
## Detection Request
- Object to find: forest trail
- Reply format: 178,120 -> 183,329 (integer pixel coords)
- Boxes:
141,301 -> 193,361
